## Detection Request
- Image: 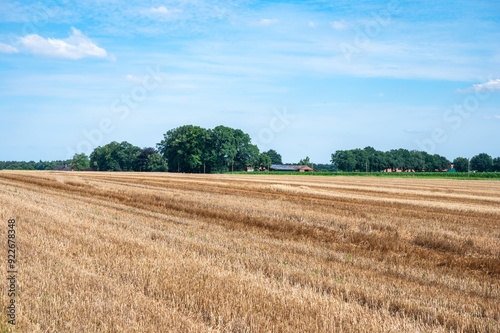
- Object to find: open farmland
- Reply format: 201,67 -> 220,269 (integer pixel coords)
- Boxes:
0,171 -> 498,332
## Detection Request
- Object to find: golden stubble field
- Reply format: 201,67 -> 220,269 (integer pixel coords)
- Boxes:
0,170 -> 498,332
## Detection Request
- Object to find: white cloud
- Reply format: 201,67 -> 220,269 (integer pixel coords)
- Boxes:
494,115 -> 500,120
457,79 -> 500,93
330,20 -> 348,30
0,42 -> 19,54
309,21 -> 317,28
253,18 -> 279,27
18,27 -> 108,60
126,74 -> 144,84
145,6 -> 182,15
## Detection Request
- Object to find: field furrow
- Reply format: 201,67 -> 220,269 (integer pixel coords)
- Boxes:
0,171 -> 498,332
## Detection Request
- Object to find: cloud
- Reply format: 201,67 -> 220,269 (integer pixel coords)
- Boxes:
457,79 -> 500,93
330,20 -> 348,30
126,74 -> 144,84
253,18 -> 279,27
494,115 -> 500,120
145,6 -> 182,15
309,21 -> 317,28
0,42 -> 19,54
18,27 -> 108,60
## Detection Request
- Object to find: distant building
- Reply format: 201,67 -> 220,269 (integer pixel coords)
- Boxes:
382,168 -> 412,173
54,164 -> 73,171
270,165 -> 317,172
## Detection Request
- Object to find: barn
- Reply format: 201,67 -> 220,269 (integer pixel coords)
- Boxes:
270,165 -> 316,172
54,164 -> 73,171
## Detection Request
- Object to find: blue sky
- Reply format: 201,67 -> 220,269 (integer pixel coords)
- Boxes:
0,0 -> 499,163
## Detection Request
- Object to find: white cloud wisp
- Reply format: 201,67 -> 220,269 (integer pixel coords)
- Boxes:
18,28 -> 108,60
457,79 -> 500,93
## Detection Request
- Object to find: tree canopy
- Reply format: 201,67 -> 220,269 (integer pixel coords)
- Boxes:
90,141 -> 141,171
263,149 -> 283,165
493,157 -> 500,172
71,153 -> 90,171
157,125 -> 260,173
331,147 -> 451,172
470,153 -> 493,172
453,157 -> 469,172
0,160 -> 72,171
298,156 -> 313,167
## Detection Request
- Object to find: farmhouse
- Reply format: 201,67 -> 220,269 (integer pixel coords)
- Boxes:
54,164 -> 73,171
270,165 -> 317,172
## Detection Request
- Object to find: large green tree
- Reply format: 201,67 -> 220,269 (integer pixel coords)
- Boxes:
331,150 -> 356,171
453,157 -> 469,172
157,125 -> 259,173
71,153 -> 90,171
210,125 -> 237,173
157,125 -> 208,173
90,141 -> 140,171
234,132 -> 260,171
470,153 -> 493,172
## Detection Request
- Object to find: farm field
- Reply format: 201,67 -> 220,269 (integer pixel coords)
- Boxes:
0,170 -> 498,332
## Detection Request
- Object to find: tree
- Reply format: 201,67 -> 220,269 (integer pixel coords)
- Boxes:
493,157 -> 500,172
389,149 -> 404,171
470,153 -> 493,172
364,146 -> 386,172
135,147 -> 158,171
157,125 -> 259,173
210,125 -> 237,173
331,150 -> 356,171
233,129 -> 259,172
157,125 -> 207,173
352,149 -> 368,171
257,153 -> 272,171
439,156 -> 451,171
120,141 -> 141,171
314,163 -> 339,172
410,150 -> 425,172
298,156 -> 313,167
263,149 -> 282,164
90,141 -> 140,171
453,157 -> 469,172
71,153 -> 90,171
145,153 -> 168,172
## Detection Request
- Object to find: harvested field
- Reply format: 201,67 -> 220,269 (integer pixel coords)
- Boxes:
0,170 -> 498,332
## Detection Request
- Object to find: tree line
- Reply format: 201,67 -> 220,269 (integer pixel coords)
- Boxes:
0,160 -> 72,171
331,147 -> 500,172
453,154 -> 500,172
331,147 -> 451,172
83,125 -> 275,173
1,125 -> 499,173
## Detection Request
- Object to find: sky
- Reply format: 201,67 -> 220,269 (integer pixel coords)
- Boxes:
0,0 -> 499,163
